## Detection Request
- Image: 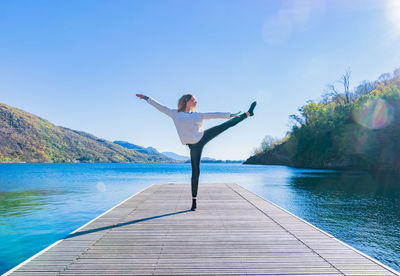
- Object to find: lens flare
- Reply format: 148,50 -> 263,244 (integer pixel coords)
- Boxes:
96,182 -> 106,192
353,98 -> 394,130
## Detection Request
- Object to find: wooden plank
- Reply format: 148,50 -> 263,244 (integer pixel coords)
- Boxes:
5,183 -> 399,276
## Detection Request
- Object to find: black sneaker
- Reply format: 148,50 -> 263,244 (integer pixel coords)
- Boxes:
248,101 -> 257,116
191,199 -> 197,211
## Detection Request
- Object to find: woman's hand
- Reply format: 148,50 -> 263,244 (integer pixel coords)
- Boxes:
136,94 -> 148,100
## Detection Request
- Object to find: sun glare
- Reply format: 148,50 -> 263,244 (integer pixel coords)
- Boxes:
385,0 -> 400,36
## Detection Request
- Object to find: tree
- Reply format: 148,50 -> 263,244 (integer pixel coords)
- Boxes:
378,72 -> 391,84
253,135 -> 279,155
354,80 -> 375,97
324,68 -> 352,104
289,114 -> 304,127
393,68 -> 400,78
342,69 -> 351,103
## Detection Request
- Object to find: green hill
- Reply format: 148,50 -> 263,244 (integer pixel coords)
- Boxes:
0,102 -> 168,163
246,68 -> 400,171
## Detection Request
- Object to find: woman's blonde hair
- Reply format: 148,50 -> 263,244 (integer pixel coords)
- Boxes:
177,94 -> 194,112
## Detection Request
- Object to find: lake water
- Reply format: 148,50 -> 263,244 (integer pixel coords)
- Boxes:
0,163 -> 399,273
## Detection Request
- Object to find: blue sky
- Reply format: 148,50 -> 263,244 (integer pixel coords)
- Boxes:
1,0 -> 400,160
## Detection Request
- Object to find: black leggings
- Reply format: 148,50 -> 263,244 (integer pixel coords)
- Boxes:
188,114 -> 247,197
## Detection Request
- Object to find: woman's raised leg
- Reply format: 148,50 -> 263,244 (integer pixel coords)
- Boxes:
198,101 -> 256,146
199,114 -> 246,146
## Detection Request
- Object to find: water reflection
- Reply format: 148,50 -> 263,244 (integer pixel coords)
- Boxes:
291,171 -> 400,198
286,171 -> 400,270
0,190 -> 51,218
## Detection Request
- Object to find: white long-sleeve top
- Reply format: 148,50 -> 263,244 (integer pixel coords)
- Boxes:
146,97 -> 231,145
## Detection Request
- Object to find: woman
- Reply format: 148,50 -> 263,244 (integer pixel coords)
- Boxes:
136,93 -> 256,211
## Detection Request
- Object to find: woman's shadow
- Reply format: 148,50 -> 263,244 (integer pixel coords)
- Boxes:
65,209 -> 191,239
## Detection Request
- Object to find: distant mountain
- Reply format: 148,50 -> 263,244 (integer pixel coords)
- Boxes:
162,151 -> 235,162
114,141 -> 173,161
146,147 -> 159,154
0,102 -> 168,163
162,152 -> 190,161
115,141 -> 238,163
195,159 -> 244,163
111,141 -> 143,151
202,157 -> 217,161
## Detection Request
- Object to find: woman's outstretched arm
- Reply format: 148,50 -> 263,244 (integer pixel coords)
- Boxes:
136,94 -> 176,118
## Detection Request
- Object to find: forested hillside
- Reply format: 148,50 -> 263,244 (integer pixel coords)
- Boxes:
0,103 -> 168,163
246,68 -> 400,171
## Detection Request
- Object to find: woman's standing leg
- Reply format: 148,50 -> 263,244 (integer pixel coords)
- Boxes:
189,144 -> 203,198
188,144 -> 203,210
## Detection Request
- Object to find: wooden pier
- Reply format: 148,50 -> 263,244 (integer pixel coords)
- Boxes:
5,183 -> 399,275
